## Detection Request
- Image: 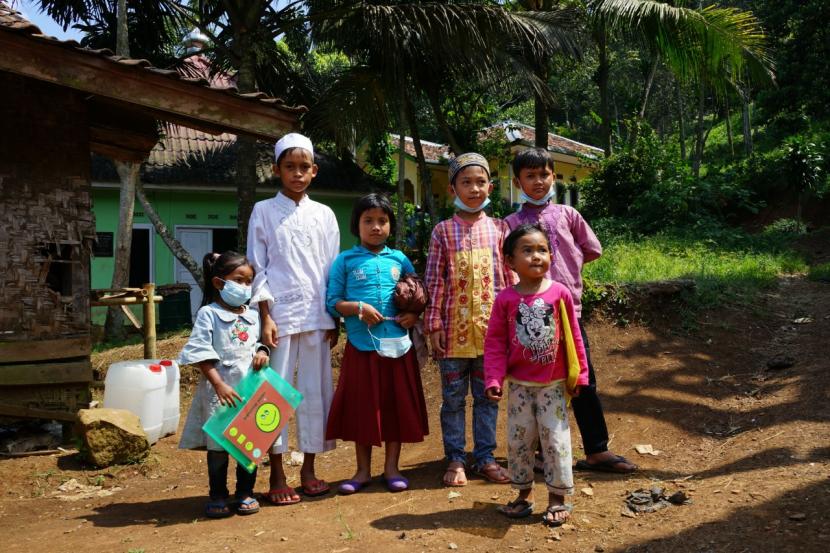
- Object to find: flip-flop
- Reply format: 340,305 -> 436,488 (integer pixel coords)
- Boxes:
542,503 -> 573,527
263,487 -> 301,506
300,478 -> 331,497
574,455 -> 638,474
382,476 -> 409,493
497,499 -> 534,519
473,462 -> 511,484
338,479 -> 370,495
235,496 -> 260,515
205,499 -> 232,519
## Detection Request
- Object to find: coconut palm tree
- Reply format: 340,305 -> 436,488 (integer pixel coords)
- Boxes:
305,0 -> 582,226
587,0 -> 774,156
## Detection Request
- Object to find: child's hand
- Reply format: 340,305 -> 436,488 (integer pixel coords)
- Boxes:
261,315 -> 279,348
361,304 -> 384,326
214,381 -> 242,407
430,330 -> 446,356
252,350 -> 269,371
570,385 -> 581,398
485,386 -> 503,402
396,312 -> 418,329
325,328 -> 339,349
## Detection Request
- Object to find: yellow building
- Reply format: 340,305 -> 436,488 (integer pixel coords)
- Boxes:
383,122 -> 603,209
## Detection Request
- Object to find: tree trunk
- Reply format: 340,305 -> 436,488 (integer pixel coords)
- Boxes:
104,161 -> 139,341
676,82 -> 686,161
741,89 -> 753,157
403,91 -> 436,226
725,94 -> 734,158
104,2 -> 133,341
116,0 -> 129,57
638,54 -> 659,120
135,179 -> 203,288
396,99 -> 407,248
534,65 -> 550,148
692,81 -> 705,178
425,86 -> 463,155
234,35 -> 259,254
595,22 -> 612,156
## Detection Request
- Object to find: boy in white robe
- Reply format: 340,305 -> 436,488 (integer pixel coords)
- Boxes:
247,133 -> 339,504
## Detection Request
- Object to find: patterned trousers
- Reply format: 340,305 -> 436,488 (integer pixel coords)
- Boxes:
507,381 -> 574,495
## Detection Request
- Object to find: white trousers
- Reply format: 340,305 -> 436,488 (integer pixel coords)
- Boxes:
269,330 -> 335,454
507,380 -> 574,495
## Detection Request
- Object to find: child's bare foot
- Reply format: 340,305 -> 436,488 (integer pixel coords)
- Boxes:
541,493 -> 572,527
443,461 -> 467,487
265,459 -> 301,505
497,489 -> 534,518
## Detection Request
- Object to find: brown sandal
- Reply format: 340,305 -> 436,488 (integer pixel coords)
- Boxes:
442,463 -> 468,487
474,462 -> 510,484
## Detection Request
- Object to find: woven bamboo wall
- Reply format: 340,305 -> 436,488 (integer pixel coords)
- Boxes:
0,74 -> 95,342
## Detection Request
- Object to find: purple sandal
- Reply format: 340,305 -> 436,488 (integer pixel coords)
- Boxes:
382,476 -> 409,493
338,479 -> 370,495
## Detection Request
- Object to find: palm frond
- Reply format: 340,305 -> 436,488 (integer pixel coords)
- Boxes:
588,0 -> 774,90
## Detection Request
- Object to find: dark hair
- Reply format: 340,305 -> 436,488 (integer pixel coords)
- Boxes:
276,147 -> 314,167
201,250 -> 253,306
503,223 -> 551,257
512,148 -> 555,176
350,192 -> 396,238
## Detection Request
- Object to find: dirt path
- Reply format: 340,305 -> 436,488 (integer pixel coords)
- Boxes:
1,277 -> 828,553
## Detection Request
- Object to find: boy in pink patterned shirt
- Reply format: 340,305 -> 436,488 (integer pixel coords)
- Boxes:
424,153 -> 513,487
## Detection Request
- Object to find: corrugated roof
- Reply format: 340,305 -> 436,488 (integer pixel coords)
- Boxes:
0,1 -> 305,116
390,134 -> 451,164
481,122 -> 604,159
92,126 -> 385,193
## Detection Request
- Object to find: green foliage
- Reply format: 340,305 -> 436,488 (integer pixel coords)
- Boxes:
782,136 -> 825,197
365,135 -> 396,186
762,218 -> 807,237
808,263 -> 830,283
584,223 -> 808,309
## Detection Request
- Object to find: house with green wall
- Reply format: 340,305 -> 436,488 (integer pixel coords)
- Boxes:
90,126 -> 382,324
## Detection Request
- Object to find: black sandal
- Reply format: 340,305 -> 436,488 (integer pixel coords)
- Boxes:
497,499 -> 534,519
574,455 -> 637,474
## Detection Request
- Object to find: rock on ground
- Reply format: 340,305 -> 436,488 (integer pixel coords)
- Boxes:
76,408 -> 149,467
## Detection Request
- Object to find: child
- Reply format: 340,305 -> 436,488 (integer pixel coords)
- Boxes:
424,153 -> 514,487
484,224 -> 589,526
246,133 -> 340,505
325,193 -> 429,494
505,148 -> 637,474
178,251 -> 270,518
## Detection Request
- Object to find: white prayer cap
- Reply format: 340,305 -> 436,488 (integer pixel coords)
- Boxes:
274,133 -> 314,162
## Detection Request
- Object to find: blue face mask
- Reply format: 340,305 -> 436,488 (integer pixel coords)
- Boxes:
453,195 -> 491,213
219,279 -> 252,307
519,188 -> 555,206
367,325 -> 412,358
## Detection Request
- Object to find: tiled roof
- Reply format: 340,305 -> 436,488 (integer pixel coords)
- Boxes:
0,1 -> 305,116
480,122 -> 604,159
390,134 -> 451,164
92,126 -> 385,193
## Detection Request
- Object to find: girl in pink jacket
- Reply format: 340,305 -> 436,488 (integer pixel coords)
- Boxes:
484,224 -> 588,527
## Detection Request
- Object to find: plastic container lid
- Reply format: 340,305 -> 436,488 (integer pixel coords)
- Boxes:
149,364 -> 162,373
159,360 -> 173,366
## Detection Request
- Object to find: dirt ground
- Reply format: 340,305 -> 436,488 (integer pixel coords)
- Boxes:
1,276 -> 828,553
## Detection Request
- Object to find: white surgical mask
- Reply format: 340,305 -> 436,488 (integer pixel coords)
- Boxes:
367,325 -> 412,358
219,279 -> 252,307
453,196 -> 491,213
519,188 -> 555,206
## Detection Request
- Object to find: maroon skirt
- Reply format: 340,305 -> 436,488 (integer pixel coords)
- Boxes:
326,342 -> 429,446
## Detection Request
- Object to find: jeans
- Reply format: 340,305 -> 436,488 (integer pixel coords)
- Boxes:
570,321 -> 610,455
438,356 -> 498,467
207,450 -> 257,500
